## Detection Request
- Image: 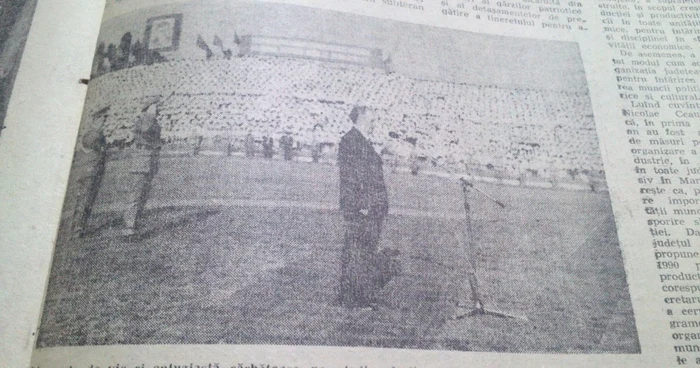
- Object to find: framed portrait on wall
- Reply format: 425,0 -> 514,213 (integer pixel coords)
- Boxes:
144,13 -> 183,52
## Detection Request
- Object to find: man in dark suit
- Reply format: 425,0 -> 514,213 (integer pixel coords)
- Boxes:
338,105 -> 389,310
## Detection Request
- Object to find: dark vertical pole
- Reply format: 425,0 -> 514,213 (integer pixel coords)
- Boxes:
462,180 -> 483,311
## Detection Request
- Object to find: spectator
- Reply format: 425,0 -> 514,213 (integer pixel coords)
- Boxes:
244,131 -> 255,158
280,131 -> 294,161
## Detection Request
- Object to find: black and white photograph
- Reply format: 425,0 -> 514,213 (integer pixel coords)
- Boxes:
0,0 -> 37,136
37,0 -> 640,353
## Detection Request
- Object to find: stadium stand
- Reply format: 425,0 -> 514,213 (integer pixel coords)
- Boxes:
83,55 -> 605,188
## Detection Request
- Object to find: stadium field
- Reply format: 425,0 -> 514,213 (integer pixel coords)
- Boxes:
38,155 -> 639,353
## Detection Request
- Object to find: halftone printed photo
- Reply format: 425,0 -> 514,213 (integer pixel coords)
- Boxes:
0,0 -> 37,136
37,0 -> 639,353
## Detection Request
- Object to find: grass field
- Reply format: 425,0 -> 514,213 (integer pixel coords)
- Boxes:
38,155 -> 640,353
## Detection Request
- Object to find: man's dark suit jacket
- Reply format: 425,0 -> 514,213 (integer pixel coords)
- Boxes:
338,127 -> 389,222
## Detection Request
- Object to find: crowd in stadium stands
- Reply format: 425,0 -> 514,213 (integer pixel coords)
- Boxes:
83,55 -> 604,186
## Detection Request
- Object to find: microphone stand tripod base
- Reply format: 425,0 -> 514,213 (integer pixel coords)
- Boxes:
428,165 -> 527,322
448,301 -> 528,321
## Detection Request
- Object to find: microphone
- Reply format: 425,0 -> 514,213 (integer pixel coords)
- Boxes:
387,130 -> 506,209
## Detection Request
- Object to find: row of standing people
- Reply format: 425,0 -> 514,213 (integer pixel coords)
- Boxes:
242,131 -> 323,163
243,132 -> 295,161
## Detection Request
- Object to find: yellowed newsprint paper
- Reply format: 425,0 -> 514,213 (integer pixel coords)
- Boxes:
26,0 -> 700,367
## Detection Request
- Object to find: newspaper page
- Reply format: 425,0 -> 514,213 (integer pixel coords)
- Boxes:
0,1 -> 106,367
30,0 -> 698,367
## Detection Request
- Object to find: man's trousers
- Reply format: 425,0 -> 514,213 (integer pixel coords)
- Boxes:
340,216 -> 384,309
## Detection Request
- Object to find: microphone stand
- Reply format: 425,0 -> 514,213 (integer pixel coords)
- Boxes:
429,159 -> 526,321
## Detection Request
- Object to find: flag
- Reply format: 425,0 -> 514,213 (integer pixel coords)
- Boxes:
196,35 -> 213,59
383,54 -> 393,74
196,35 -> 210,51
213,35 -> 223,47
